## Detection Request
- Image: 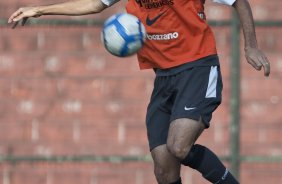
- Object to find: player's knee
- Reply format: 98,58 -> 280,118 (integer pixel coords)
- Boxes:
167,143 -> 192,160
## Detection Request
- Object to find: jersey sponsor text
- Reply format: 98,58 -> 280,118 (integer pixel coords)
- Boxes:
147,32 -> 179,40
135,0 -> 174,9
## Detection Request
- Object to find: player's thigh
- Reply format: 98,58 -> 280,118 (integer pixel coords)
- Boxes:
167,118 -> 205,159
151,145 -> 181,182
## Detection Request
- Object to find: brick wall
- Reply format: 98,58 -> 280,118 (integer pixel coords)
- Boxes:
0,0 -> 282,183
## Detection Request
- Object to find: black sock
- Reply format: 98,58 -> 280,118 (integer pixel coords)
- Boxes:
170,178 -> 182,184
181,144 -> 239,184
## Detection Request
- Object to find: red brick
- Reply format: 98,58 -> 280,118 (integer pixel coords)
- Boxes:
9,168 -> 47,184
256,28 -> 282,53
0,162 -> 156,184
241,163 -> 282,184
249,0 -> 282,21
50,170 -> 91,184
1,99 -> 55,122
241,102 -> 282,124
0,53 -> 45,78
61,52 -> 149,78
37,29 -> 84,52
101,78 -> 152,101
1,28 -> 38,52
0,121 -> 31,144
241,78 -> 281,101
8,78 -> 59,100
48,77 -> 153,102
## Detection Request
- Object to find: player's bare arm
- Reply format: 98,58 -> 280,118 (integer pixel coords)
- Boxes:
232,0 -> 270,77
8,0 -> 108,28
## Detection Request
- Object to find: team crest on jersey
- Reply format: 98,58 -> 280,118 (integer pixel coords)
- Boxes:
135,0 -> 174,9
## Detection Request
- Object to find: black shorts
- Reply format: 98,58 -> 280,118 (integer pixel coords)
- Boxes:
146,56 -> 223,151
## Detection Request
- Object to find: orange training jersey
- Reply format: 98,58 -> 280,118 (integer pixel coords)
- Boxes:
126,0 -> 217,69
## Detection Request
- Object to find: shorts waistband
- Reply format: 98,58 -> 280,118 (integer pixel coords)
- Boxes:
154,55 -> 219,77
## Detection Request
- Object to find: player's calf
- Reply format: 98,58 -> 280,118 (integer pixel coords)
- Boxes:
151,145 -> 182,184
181,144 -> 239,184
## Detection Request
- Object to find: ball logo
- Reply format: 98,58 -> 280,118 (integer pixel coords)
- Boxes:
147,32 -> 179,40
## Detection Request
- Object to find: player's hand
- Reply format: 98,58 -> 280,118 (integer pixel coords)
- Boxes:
245,47 -> 270,77
8,7 -> 41,29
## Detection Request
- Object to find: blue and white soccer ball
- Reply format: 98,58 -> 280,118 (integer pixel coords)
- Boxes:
101,13 -> 146,57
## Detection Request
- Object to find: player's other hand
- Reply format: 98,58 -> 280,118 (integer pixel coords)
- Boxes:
245,47 -> 270,77
8,7 -> 41,29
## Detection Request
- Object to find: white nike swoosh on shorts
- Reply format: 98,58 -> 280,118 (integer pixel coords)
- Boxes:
184,107 -> 196,111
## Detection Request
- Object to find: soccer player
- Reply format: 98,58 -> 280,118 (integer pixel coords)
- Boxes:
8,0 -> 270,183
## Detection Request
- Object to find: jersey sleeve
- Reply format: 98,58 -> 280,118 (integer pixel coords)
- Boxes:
101,0 -> 119,6
212,0 -> 237,6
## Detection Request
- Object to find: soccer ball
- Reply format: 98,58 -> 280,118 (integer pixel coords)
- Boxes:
101,13 -> 146,57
